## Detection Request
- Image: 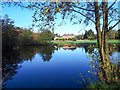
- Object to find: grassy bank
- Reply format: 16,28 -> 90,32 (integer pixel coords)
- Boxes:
51,40 -> 120,45
87,81 -> 120,90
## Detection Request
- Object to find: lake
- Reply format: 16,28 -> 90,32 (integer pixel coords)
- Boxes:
2,44 -> 120,88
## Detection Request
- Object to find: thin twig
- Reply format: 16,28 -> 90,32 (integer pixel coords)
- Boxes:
72,9 -> 95,24
108,19 -> 120,25
73,5 -> 95,12
109,20 -> 120,31
108,0 -> 117,11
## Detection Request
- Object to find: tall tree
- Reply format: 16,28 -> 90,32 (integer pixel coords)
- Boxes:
19,28 -> 34,45
108,30 -> 117,39
115,29 -> 120,39
84,29 -> 95,40
39,29 -> 54,44
2,15 -> 19,51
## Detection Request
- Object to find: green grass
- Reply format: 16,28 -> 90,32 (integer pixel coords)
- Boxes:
87,81 -> 120,90
108,40 -> 120,44
51,40 -> 120,45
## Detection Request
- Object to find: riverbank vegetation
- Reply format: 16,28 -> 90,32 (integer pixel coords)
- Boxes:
87,81 -> 120,90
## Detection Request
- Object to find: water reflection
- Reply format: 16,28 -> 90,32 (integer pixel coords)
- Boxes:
62,44 -> 76,51
2,44 -> 120,88
2,49 -> 22,86
19,46 -> 36,61
2,45 -> 56,87
38,45 -> 56,62
84,45 -> 95,54
19,45 -> 56,62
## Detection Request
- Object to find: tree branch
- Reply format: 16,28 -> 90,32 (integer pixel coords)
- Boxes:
108,19 -> 120,25
86,0 -> 94,7
109,20 -> 120,31
108,0 -> 117,11
72,5 -> 95,12
72,9 -> 95,24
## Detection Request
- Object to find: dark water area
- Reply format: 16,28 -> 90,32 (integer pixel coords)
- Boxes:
2,44 -> 120,88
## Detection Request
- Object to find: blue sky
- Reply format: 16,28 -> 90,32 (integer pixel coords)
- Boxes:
2,2 -> 119,35
2,6 -> 34,28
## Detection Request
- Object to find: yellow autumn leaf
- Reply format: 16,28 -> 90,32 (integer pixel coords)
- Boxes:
74,1 -> 78,4
72,0 -> 78,4
56,8 -> 60,12
46,8 -> 49,13
43,12 -> 46,16
56,0 -> 58,3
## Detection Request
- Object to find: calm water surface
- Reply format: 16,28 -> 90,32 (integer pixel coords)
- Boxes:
3,45 -> 120,88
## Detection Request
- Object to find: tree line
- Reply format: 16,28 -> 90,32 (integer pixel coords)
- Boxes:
76,29 -> 120,40
2,15 -> 119,52
2,15 -> 55,51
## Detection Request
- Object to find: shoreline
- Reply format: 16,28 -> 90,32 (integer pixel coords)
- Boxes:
51,40 -> 120,45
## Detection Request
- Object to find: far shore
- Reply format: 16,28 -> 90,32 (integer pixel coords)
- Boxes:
51,40 -> 120,45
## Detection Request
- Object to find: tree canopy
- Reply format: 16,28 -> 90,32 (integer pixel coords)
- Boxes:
84,29 -> 95,40
2,15 -> 19,51
2,1 -> 119,31
39,29 -> 55,43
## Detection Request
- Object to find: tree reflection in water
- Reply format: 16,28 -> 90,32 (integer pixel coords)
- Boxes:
84,44 -> 95,54
2,45 -> 56,87
2,49 -> 22,87
38,45 -> 56,62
